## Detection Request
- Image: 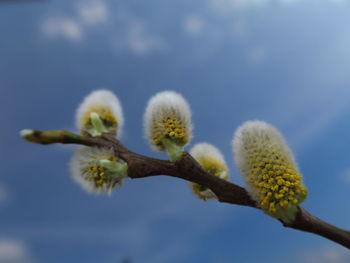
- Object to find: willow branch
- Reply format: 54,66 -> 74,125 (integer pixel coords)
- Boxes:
22,129 -> 350,249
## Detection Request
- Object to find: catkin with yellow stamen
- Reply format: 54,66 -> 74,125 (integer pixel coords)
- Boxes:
190,143 -> 230,200
71,146 -> 127,194
232,121 -> 307,223
144,91 -> 192,161
76,90 -> 124,137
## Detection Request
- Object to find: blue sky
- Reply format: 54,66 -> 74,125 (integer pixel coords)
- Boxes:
1,0 -> 350,262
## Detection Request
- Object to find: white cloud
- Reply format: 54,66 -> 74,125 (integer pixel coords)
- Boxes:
183,15 -> 205,37
0,184 -> 10,205
78,1 -> 109,25
41,1 -> 109,42
117,21 -> 167,55
41,17 -> 83,42
0,240 -> 31,263
300,246 -> 350,263
41,3 -> 166,55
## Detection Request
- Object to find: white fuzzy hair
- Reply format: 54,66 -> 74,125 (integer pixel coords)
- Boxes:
143,90 -> 193,150
70,146 -> 117,194
76,89 -> 124,137
232,120 -> 299,181
190,143 -> 227,167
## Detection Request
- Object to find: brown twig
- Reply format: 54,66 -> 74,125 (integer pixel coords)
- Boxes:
22,129 -> 350,249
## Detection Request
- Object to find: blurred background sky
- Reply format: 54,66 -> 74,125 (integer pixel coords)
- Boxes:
1,0 -> 350,262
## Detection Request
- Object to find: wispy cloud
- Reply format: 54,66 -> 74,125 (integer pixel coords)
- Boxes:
78,0 -> 109,26
127,21 -> 166,55
40,1 -> 167,55
183,15 -> 205,37
112,20 -> 167,55
0,239 -> 31,263
181,0 -> 349,60
41,17 -> 83,42
41,0 -> 109,42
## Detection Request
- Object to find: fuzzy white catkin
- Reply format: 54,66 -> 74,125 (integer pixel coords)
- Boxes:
76,89 -> 124,137
189,143 -> 229,200
232,120 -> 298,180
190,143 -> 227,168
232,120 -> 307,220
143,90 -> 193,150
70,146 -> 120,194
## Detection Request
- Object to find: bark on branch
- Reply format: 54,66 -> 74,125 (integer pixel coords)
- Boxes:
22,129 -> 350,249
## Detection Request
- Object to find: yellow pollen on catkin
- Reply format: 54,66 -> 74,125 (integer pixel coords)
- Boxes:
190,156 -> 229,201
81,107 -> 119,136
198,157 -> 227,178
83,155 -> 118,188
85,165 -> 107,186
243,142 -> 307,214
151,114 -> 189,150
